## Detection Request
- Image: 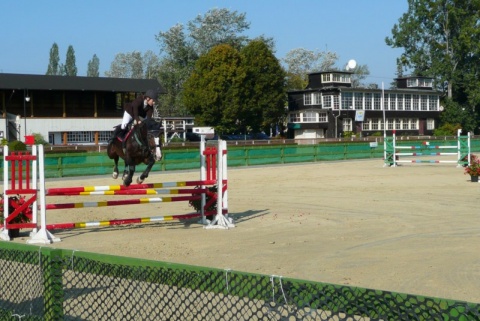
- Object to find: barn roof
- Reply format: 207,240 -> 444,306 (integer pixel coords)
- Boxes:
0,73 -> 166,93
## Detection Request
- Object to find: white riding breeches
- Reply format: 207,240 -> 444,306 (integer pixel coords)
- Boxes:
121,112 -> 133,130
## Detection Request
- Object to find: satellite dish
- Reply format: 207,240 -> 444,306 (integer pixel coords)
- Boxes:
346,59 -> 357,70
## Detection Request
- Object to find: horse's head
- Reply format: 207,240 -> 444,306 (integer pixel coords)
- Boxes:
144,119 -> 162,161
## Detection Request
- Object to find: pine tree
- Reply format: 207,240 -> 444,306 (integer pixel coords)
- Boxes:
46,43 -> 60,75
87,54 -> 100,77
64,45 -> 77,76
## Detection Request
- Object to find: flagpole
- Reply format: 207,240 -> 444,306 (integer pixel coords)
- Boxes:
382,82 -> 386,161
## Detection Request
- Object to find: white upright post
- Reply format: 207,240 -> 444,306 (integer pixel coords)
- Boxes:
0,146 -> 11,241
31,145 -> 38,234
28,144 -> 61,244
221,140 -> 228,216
199,135 -> 207,224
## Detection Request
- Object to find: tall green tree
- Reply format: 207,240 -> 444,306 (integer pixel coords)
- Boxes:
64,45 -> 77,76
182,44 -> 244,133
46,43 -> 60,75
282,48 -> 338,90
385,0 -> 480,132
87,54 -> 100,77
105,51 -> 144,78
155,8 -> 253,116
239,39 -> 286,133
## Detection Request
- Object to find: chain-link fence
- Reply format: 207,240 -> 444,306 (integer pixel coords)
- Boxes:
1,242 -> 479,320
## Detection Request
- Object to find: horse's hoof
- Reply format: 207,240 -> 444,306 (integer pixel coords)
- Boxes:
112,172 -> 118,179
136,177 -> 144,184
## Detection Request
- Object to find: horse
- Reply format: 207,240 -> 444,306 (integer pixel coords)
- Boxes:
107,119 -> 162,186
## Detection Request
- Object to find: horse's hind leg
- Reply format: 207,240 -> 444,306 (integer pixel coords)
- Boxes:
137,157 -> 155,184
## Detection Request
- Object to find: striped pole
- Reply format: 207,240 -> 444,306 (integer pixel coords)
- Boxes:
45,212 -> 204,230
46,180 -> 216,196
50,188 -> 205,196
46,195 -> 200,210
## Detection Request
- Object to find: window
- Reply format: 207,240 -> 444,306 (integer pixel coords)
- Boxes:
354,92 -> 363,109
409,119 -> 418,130
313,92 -> 322,105
397,94 -> 404,110
412,95 -> 419,111
304,93 -> 312,105
343,118 -> 352,132
421,95 -> 428,111
303,111 -> 317,122
404,94 -> 411,111
371,118 -> 379,130
373,93 -> 381,110
67,131 -> 91,143
322,74 -> 331,82
389,94 -> 396,110
428,95 -> 438,111
341,92 -> 353,110
364,93 -> 373,110
362,122 -> 369,130
387,119 -> 394,130
402,118 -> 409,130
427,118 -> 435,130
333,95 -> 340,110
318,112 -> 327,122
290,112 -> 301,122
395,118 -> 401,129
323,95 -> 332,109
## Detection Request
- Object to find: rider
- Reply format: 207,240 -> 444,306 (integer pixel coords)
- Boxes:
110,89 -> 158,143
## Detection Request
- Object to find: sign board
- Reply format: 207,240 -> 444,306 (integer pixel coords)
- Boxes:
193,127 -> 215,135
355,110 -> 365,122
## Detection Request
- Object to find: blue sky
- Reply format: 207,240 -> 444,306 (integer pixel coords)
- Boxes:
0,0 -> 408,86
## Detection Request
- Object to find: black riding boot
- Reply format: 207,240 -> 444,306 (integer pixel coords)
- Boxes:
121,128 -> 128,153
108,127 -> 122,144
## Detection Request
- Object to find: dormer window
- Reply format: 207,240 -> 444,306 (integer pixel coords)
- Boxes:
322,73 -> 351,84
407,78 -> 433,88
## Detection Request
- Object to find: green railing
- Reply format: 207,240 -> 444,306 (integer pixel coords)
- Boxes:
1,242 -> 479,320
1,138 -> 477,179
0,141 -> 392,179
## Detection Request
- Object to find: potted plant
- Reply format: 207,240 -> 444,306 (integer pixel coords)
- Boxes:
464,154 -> 480,182
189,185 -> 217,221
0,194 -> 33,238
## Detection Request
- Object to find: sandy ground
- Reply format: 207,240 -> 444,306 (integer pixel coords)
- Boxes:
9,158 -> 480,304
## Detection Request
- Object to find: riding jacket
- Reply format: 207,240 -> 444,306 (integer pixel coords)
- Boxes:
124,95 -> 154,123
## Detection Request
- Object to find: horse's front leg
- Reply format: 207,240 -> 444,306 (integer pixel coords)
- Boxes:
112,156 -> 119,179
123,164 -> 135,187
137,156 -> 155,184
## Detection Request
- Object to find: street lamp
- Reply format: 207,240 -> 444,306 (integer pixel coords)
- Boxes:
24,90 -> 30,138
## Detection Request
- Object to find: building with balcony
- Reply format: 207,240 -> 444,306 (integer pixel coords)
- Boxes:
287,71 -> 442,139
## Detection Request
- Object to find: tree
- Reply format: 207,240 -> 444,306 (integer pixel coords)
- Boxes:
385,0 -> 480,132
64,45 -> 77,76
239,39 -> 286,133
282,48 -> 338,90
87,54 -> 100,77
182,44 -> 244,133
155,8 -> 252,116
105,51 -> 144,78
46,43 -> 60,75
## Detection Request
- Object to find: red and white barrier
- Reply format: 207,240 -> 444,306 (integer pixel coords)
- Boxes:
1,138 -> 232,244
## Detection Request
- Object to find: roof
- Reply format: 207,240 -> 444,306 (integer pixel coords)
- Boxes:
0,73 -> 166,93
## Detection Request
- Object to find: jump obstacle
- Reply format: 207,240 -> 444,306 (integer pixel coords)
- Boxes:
383,129 -> 471,167
0,137 -> 233,244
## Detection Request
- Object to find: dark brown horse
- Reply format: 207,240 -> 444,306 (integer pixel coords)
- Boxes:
107,119 -> 162,186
